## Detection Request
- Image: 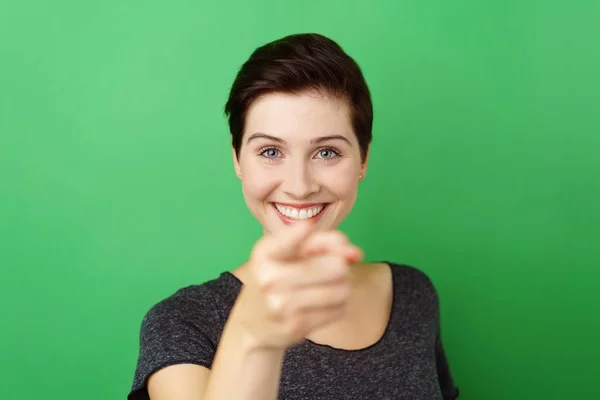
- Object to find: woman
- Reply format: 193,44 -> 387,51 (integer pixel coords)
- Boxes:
128,33 -> 459,400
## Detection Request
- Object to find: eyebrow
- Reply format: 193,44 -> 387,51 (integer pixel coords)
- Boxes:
246,133 -> 353,146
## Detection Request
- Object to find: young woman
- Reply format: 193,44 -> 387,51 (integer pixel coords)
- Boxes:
128,33 -> 459,400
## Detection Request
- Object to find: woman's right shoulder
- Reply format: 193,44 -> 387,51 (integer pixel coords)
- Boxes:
140,271 -> 242,334
130,272 -> 242,398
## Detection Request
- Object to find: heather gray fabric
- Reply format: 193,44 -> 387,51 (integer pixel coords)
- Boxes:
128,263 -> 459,399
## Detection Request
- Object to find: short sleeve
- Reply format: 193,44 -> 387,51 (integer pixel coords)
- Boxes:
435,315 -> 459,399
127,296 -> 218,400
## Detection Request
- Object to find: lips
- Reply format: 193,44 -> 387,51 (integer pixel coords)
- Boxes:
273,203 -> 326,220
269,201 -> 333,226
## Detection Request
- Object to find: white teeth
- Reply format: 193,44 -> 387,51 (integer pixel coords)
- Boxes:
274,204 -> 325,220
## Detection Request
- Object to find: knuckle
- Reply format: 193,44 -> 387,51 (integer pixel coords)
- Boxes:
250,241 -> 267,259
251,237 -> 277,261
330,231 -> 348,244
266,294 -> 286,316
257,271 -> 274,290
256,262 -> 282,289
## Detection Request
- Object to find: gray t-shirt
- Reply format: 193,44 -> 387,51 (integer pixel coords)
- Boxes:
128,263 -> 459,399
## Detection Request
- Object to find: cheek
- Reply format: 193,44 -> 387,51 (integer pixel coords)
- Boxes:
333,176 -> 359,201
240,163 -> 278,202
321,163 -> 360,199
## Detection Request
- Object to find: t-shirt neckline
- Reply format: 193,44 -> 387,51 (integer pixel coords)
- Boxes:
221,261 -> 398,354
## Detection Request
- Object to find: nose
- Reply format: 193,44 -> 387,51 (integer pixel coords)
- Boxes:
281,160 -> 319,199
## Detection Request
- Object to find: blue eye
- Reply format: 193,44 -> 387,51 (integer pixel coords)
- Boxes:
259,147 -> 281,159
316,148 -> 340,160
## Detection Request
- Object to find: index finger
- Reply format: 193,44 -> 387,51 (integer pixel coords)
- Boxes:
299,231 -> 364,263
257,221 -> 315,261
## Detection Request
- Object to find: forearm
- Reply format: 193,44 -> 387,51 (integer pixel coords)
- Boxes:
202,296 -> 285,400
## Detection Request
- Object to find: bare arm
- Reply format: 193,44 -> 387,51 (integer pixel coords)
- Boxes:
146,223 -> 361,400
147,289 -> 285,400
202,290 -> 286,400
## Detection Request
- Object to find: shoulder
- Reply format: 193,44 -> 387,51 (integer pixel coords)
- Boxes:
140,272 -> 241,338
386,262 -> 440,303
130,273 -> 241,397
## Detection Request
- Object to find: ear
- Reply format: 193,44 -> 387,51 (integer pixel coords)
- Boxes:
359,146 -> 370,181
232,145 -> 241,179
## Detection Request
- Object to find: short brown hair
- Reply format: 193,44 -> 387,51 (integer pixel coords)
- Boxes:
224,33 -> 373,161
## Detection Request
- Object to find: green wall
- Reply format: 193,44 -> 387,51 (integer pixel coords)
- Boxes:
1,1 -> 599,399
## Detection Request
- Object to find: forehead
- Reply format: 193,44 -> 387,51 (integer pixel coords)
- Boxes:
244,92 -> 354,141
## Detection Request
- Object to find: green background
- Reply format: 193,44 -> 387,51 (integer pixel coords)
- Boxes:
1,1 -> 599,399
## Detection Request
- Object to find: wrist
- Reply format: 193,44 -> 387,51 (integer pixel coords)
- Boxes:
229,290 -> 287,355
241,330 -> 286,357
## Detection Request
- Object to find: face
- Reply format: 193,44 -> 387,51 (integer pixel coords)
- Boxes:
233,91 -> 368,235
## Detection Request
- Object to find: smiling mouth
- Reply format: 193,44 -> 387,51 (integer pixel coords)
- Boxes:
272,203 -> 329,221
